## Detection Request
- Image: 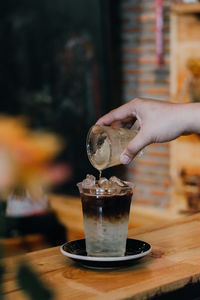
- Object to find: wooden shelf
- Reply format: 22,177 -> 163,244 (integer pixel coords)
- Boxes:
171,3 -> 200,14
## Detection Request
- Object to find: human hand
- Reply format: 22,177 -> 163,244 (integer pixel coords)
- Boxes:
96,98 -> 196,164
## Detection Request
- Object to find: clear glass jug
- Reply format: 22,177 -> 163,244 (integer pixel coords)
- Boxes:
86,125 -> 138,170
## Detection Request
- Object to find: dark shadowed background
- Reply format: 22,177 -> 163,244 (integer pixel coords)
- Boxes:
0,0 -> 122,194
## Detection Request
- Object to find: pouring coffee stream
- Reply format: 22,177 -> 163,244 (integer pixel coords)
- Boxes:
99,170 -> 102,180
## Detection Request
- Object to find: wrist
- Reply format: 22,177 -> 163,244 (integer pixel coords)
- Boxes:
178,103 -> 200,135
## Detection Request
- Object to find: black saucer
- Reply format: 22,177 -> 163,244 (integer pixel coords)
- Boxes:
60,238 -> 151,269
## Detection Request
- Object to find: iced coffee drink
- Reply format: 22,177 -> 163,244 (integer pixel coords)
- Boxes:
77,175 -> 133,257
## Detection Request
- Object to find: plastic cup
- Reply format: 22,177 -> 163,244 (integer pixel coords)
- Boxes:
77,181 -> 133,257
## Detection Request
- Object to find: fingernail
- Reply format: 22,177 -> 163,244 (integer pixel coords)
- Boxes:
120,154 -> 131,164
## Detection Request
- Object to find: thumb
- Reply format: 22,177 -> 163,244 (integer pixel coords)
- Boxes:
120,130 -> 149,164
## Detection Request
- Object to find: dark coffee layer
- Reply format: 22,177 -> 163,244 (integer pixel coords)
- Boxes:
81,192 -> 132,221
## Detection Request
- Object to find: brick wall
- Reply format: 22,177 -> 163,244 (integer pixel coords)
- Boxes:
120,0 -> 171,207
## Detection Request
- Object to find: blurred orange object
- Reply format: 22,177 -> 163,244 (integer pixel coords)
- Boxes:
0,115 -> 65,194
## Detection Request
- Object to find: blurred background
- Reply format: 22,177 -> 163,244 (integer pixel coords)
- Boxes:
1,0 -> 200,257
0,0 -> 123,194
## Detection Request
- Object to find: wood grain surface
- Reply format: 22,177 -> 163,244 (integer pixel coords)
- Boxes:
2,213 -> 200,299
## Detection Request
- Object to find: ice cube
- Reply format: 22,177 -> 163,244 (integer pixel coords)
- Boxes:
82,174 -> 96,188
109,176 -> 128,187
98,177 -> 110,188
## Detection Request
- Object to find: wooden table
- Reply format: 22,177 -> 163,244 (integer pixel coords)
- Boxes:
2,213 -> 200,299
1,194 -> 180,258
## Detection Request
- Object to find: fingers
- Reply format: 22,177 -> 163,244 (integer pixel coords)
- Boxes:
111,117 -> 137,129
96,111 -> 117,126
120,130 -> 150,164
96,101 -> 136,126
